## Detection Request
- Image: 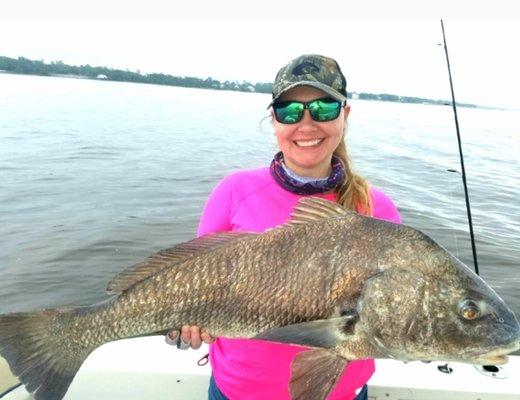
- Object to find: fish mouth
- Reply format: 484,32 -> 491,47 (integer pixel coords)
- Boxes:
476,354 -> 509,365
468,341 -> 520,365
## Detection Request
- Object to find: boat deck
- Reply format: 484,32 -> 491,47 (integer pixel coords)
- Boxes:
2,336 -> 519,399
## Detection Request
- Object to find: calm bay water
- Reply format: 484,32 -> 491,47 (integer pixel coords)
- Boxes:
1,73 -> 519,327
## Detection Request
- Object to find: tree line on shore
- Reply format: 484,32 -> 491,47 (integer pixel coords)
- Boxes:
0,56 -> 476,107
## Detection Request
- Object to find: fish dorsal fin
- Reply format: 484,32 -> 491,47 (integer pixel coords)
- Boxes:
106,232 -> 255,294
288,197 -> 354,226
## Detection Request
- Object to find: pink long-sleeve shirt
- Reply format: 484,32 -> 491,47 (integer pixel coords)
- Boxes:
197,167 -> 401,400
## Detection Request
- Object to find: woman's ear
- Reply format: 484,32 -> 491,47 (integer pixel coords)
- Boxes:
343,104 -> 351,121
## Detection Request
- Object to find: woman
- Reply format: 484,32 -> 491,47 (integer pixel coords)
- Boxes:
167,54 -> 401,400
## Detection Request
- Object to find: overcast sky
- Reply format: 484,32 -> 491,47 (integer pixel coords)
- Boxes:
2,3 -> 520,109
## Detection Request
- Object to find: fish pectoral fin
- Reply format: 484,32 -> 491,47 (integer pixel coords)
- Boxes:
254,315 -> 355,348
289,348 -> 348,400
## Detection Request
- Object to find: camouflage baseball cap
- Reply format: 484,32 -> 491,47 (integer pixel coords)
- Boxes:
269,54 -> 347,107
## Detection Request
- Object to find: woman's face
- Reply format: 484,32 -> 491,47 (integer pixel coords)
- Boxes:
272,86 -> 350,178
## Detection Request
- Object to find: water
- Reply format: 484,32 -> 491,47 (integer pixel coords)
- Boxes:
1,73 -> 519,325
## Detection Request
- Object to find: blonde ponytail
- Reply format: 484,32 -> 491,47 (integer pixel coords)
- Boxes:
334,136 -> 373,216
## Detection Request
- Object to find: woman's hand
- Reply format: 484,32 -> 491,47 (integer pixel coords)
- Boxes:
165,325 -> 214,350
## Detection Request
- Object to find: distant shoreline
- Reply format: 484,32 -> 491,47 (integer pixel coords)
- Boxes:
0,55 -> 482,108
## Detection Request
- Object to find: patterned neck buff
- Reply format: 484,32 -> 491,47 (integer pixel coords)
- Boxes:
269,151 -> 345,195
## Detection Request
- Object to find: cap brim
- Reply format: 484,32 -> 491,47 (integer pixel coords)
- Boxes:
267,81 -> 347,108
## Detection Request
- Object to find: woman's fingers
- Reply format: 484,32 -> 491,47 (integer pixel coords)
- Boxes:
178,325 -> 192,349
165,329 -> 179,346
190,325 -> 202,349
165,326 -> 213,349
180,325 -> 191,342
201,331 -> 215,344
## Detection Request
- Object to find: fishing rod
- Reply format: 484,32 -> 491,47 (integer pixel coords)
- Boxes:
440,19 -> 480,276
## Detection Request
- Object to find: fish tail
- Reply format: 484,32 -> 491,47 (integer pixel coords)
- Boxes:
0,308 -> 92,400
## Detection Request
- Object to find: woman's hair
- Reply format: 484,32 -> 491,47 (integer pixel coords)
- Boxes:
333,135 -> 373,216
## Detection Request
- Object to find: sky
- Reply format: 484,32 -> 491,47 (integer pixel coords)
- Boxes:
2,1 -> 520,109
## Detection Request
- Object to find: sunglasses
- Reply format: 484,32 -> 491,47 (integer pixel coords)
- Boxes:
272,97 -> 345,124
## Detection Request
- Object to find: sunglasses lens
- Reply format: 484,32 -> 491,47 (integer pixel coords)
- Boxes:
273,98 -> 342,124
309,99 -> 341,122
273,102 -> 304,124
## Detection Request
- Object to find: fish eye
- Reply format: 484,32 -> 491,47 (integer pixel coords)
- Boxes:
459,299 -> 481,320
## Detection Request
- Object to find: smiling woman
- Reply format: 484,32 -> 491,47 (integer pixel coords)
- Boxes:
165,54 -> 401,400
272,87 -> 348,178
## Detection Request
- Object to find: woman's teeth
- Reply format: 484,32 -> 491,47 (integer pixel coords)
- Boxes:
295,139 -> 323,147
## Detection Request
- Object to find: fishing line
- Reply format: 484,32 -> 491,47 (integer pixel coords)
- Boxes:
446,169 -> 462,260
440,20 -> 480,276
258,114 -> 273,135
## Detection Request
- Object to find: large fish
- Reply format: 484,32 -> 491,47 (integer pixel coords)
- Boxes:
0,198 -> 519,400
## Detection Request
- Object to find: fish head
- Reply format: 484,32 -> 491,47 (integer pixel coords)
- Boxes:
434,256 -> 520,365
356,228 -> 520,365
